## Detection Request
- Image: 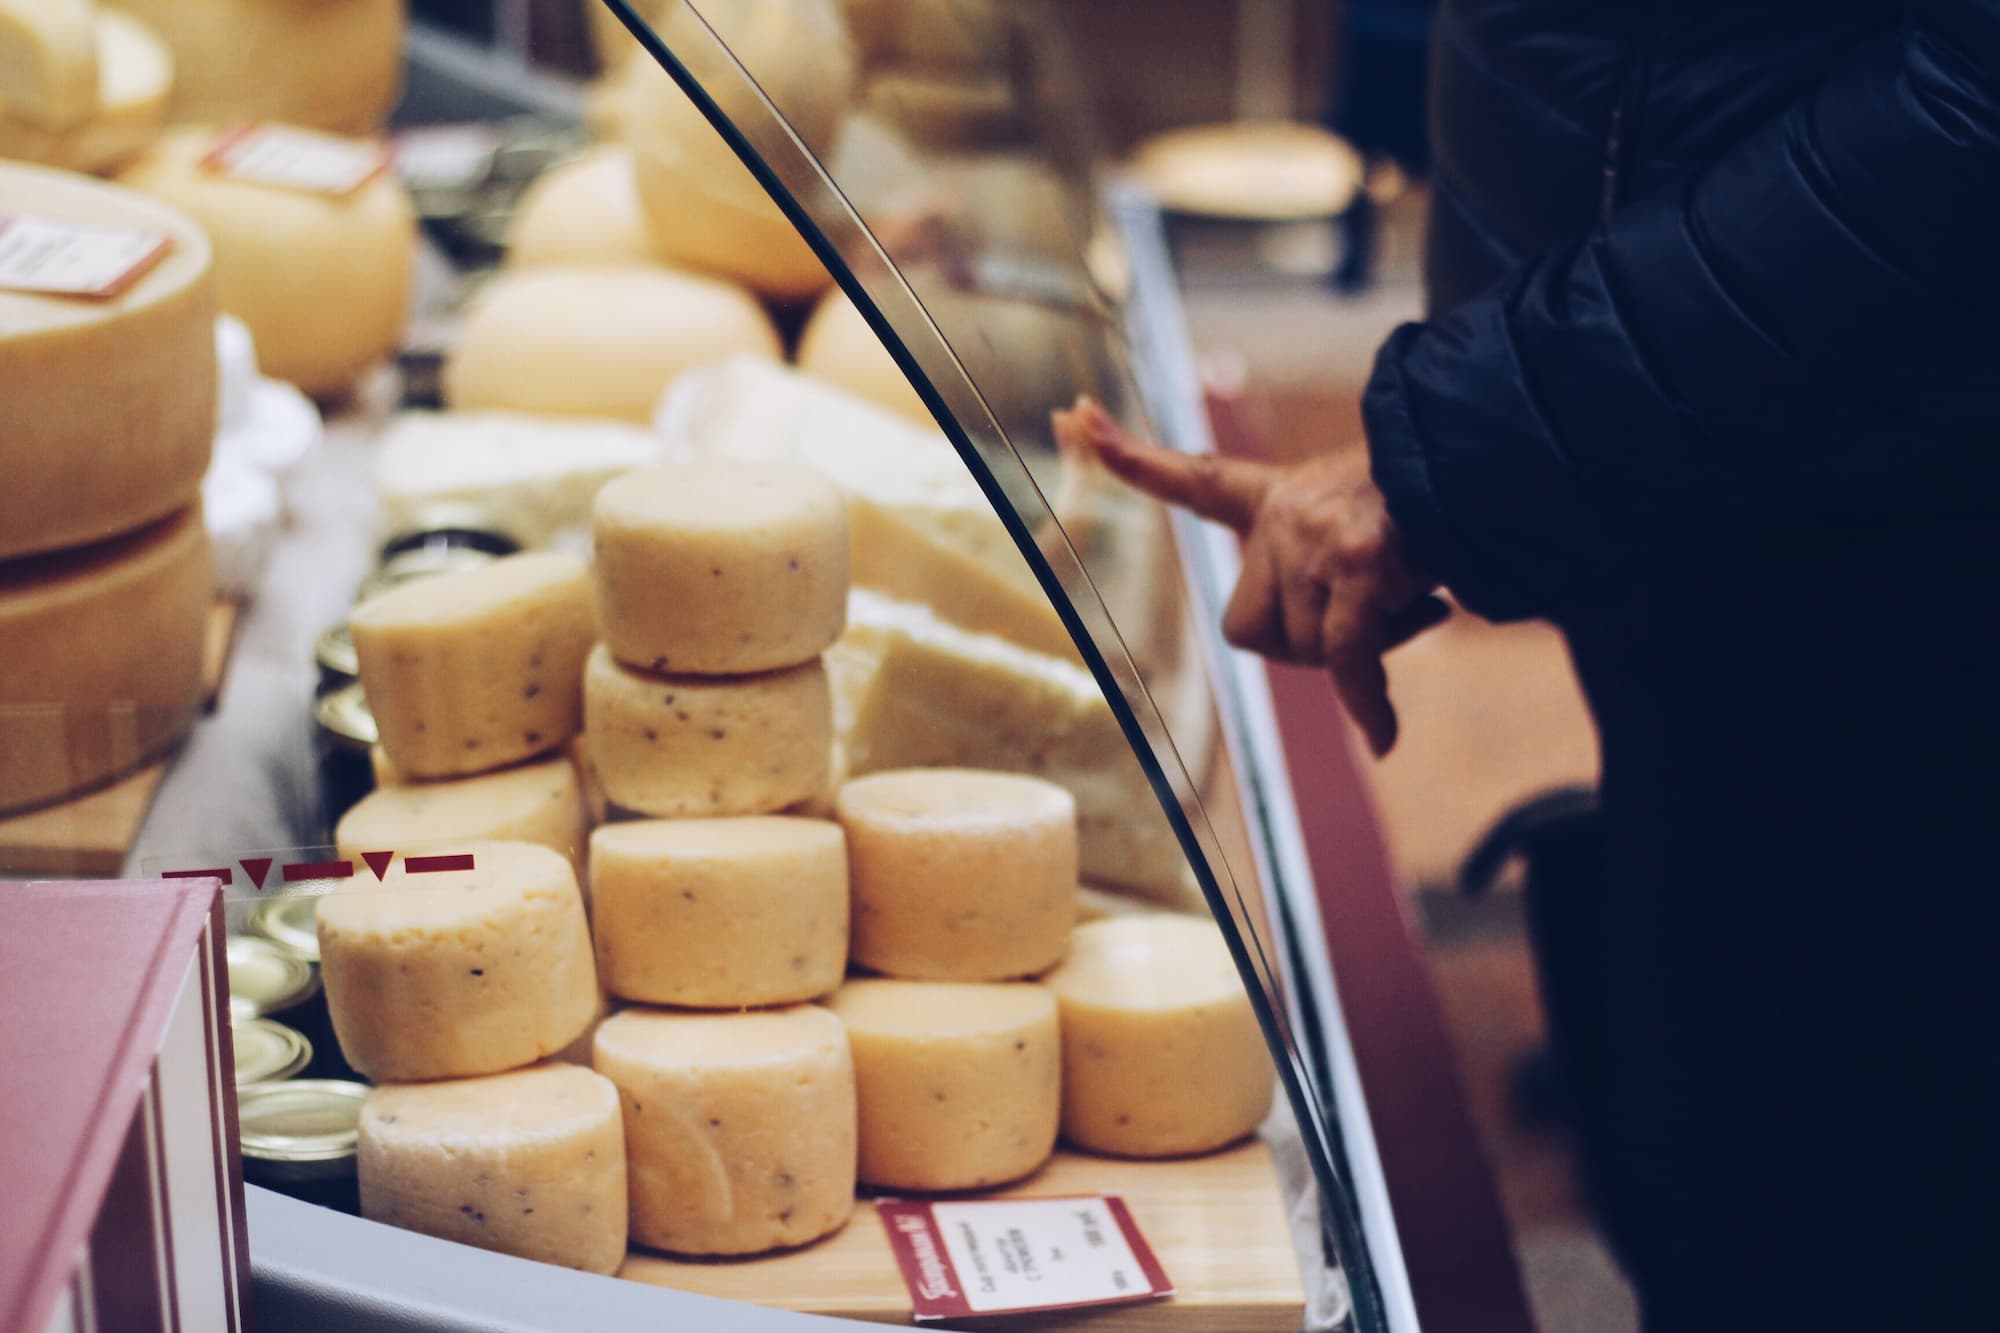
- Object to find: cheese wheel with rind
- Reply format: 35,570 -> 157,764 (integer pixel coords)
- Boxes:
828,979 -> 1059,1190
0,9 -> 174,174
503,147 -> 653,270
793,287 -> 930,425
0,162 -> 216,562
0,0 -> 97,130
335,754 -> 590,875
358,1063 -> 627,1275
593,1005 -> 856,1255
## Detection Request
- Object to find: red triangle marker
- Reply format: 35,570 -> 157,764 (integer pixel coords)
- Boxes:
240,857 -> 273,890
361,850 -> 394,880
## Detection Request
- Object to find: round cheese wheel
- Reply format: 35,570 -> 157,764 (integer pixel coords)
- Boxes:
593,1006 -> 856,1255
837,768 -> 1076,981
0,507 -> 210,814
590,817 -> 848,1008
443,264 -> 781,423
1128,121 -> 1365,222
1042,917 -> 1275,1158
583,646 -> 832,818
793,288 -> 930,425
117,124 -> 416,398
335,754 -> 590,874
628,126 -> 831,303
0,163 -> 215,563
350,552 -> 597,781
0,9 -> 174,175
0,0 -> 97,131
317,841 -> 599,1082
593,461 -> 849,675
829,979 -> 1059,1190
504,147 -> 653,270
112,0 -> 403,134
359,1063 -> 627,1275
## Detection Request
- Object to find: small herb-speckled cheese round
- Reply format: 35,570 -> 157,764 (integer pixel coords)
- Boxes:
593,1006 -> 856,1255
317,841 -> 599,1081
837,768 -> 1077,981
829,979 -> 1059,1191
350,552 -> 597,780
1043,916 -> 1275,1158
335,754 -> 589,874
590,817 -> 848,1008
358,1063 -> 627,1275
593,461 -> 849,675
583,646 -> 832,818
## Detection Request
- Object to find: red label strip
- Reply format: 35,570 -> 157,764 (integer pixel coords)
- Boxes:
282,860 -> 352,882
405,853 -> 475,874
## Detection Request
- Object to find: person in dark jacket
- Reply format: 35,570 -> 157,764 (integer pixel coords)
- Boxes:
1064,2 -> 2000,1327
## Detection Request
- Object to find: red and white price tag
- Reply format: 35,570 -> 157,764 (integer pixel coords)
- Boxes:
879,1194 -> 1174,1322
201,124 -> 390,197
0,213 -> 173,299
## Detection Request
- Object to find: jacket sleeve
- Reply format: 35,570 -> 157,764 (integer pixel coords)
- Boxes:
1363,3 -> 2000,622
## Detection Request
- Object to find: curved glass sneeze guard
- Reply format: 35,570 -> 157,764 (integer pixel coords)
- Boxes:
606,0 -> 1381,1323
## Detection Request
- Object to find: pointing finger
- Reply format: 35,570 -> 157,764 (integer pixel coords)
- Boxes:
1055,396 -> 1274,533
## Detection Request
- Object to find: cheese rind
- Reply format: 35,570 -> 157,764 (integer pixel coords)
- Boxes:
504,147 -> 653,270
589,817 -> 848,1008
836,768 -> 1077,981
593,1006 -> 856,1255
0,0 -> 97,130
1042,917 -> 1275,1158
584,647 -> 832,818
0,9 -> 174,174
443,265 -> 781,423
358,1063 -> 627,1275
829,979 -> 1059,1190
0,507 -> 211,814
593,461 -> 849,675
794,288 -> 930,425
335,755 -> 590,874
0,162 -> 216,563
317,842 -> 600,1082
350,553 -> 597,780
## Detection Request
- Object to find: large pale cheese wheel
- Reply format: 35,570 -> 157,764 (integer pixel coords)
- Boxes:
112,0 -> 403,134
350,552 -> 596,780
443,265 -> 780,423
828,979 -> 1059,1190
627,131 -> 830,303
1042,917 -> 1275,1158
0,163 -> 215,562
335,754 -> 589,872
837,768 -> 1076,981
317,841 -> 599,1081
583,646 -> 831,818
359,1063 -> 627,1275
504,147 -> 653,270
0,508 -> 210,814
0,0 -> 97,130
1129,122 -> 1365,222
0,10 -> 174,175
793,288 -> 929,425
593,1006 -> 855,1255
117,125 -> 416,398
590,817 -> 848,1008
593,461 -> 849,675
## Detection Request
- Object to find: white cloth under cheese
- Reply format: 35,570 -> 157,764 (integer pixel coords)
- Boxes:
837,767 -> 1077,981
593,1005 -> 856,1256
359,1063 -> 627,1275
504,146 -> 653,270
335,754 -> 590,873
0,9 -> 172,174
1042,916 -> 1275,1158
350,552 -> 597,780
590,817 -> 848,1008
829,978 -> 1060,1191
592,461 -> 849,675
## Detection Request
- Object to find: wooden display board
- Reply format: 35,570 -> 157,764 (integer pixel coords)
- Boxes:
621,1140 -> 1306,1330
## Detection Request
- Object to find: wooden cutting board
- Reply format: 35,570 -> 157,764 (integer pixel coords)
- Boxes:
620,1139 -> 1306,1330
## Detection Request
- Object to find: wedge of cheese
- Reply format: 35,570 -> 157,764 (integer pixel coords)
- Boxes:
0,9 -> 173,175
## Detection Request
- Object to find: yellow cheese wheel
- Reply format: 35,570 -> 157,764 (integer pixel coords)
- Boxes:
583,645 -> 832,818
592,461 -> 849,675
1042,917 -> 1274,1158
117,124 -> 416,398
593,1005 -> 856,1255
836,767 -> 1076,981
627,125 -> 830,304
443,264 -> 780,423
334,754 -> 589,873
0,10 -> 174,175
317,841 -> 599,1081
793,288 -> 930,425
358,1063 -> 627,1275
112,0 -> 403,134
503,147 -> 653,270
828,979 -> 1059,1190
0,0 -> 97,131
0,162 -> 215,562
590,817 -> 848,1008
350,552 -> 597,781
0,507 -> 210,814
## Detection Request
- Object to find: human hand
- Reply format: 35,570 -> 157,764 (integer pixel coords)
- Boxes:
1053,397 -> 1447,757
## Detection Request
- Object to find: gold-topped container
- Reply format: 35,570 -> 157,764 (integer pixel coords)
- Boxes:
233,1017 -> 313,1087
226,935 -> 320,1024
237,1079 -> 369,1185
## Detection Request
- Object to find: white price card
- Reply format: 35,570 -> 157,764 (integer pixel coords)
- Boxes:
201,124 -> 389,196
878,1194 -> 1173,1322
0,213 -> 173,299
